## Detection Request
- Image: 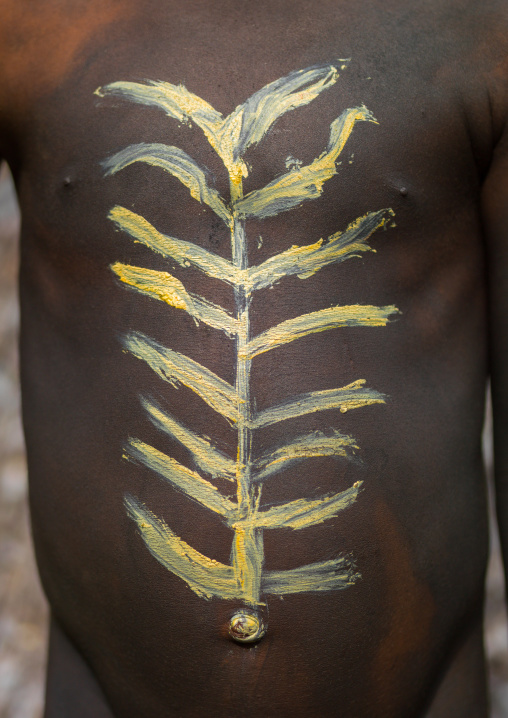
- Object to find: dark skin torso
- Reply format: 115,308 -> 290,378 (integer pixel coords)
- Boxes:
2,1 -> 508,716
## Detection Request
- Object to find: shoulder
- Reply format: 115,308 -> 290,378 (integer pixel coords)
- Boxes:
0,0 -> 134,163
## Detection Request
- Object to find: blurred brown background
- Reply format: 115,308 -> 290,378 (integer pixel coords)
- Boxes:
0,164 -> 48,718
0,161 -> 507,716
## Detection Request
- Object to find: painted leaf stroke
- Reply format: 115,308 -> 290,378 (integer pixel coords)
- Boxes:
122,332 -> 241,423
109,204 -> 392,293
97,62 -> 346,185
234,106 -> 376,220
103,143 -> 231,225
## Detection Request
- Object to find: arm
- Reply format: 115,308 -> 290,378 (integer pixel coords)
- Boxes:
482,113 -> 508,581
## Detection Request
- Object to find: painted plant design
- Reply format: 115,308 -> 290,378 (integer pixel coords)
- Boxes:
98,62 -> 398,612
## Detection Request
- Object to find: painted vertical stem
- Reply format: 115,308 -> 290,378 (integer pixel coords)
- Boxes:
230,179 -> 263,604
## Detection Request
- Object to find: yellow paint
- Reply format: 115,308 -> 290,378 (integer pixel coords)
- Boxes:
263,557 -> 359,595
230,204 -> 259,598
109,206 -> 242,287
101,62 -> 398,607
128,438 -> 235,518
242,304 -> 399,360
98,64 -> 342,192
230,525 -> 264,604
246,209 -> 394,291
253,380 -> 385,429
234,106 -> 376,220
111,262 -> 239,336
112,262 -> 190,309
141,399 -> 237,482
253,430 -> 358,482
232,482 -> 362,531
109,204 -> 393,296
103,143 -> 232,226
123,332 -> 241,423
125,494 -> 239,600
126,493 -> 359,599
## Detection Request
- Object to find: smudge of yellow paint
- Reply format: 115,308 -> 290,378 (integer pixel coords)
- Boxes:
98,64 -> 343,191
246,209 -> 393,291
126,494 -> 359,600
108,206 -> 394,296
263,557 -> 359,595
230,525 -> 264,604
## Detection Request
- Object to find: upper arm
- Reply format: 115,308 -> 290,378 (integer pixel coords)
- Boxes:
482,102 -> 508,550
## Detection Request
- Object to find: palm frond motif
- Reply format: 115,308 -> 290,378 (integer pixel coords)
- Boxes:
99,63 -> 398,614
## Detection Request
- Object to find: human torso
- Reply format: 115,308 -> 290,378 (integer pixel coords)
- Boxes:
1,1 -> 505,715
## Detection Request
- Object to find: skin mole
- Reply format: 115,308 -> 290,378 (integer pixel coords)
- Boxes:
208,217 -> 223,248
